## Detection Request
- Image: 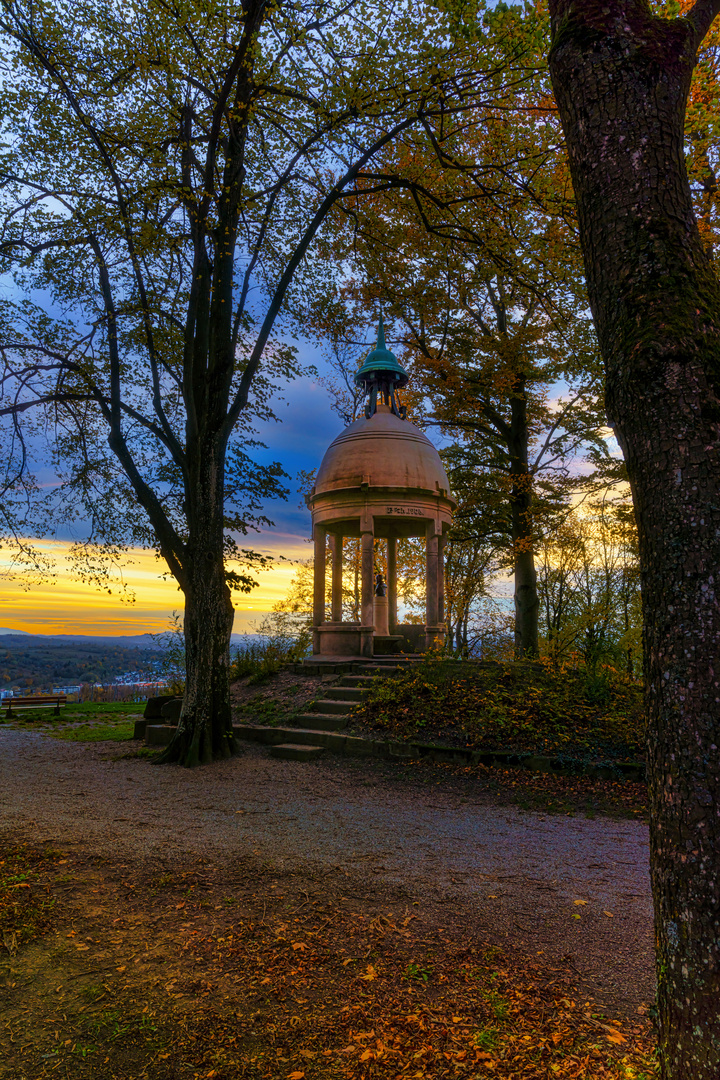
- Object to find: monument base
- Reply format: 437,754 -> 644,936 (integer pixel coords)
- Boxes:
373,594 -> 389,636
314,622 -> 374,657
313,621 -> 447,657
372,634 -> 404,655
424,624 -> 447,651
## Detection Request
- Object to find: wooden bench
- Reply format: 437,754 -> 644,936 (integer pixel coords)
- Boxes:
4,694 -> 68,719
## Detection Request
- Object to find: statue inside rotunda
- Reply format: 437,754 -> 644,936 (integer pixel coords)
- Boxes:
306,319 -> 455,657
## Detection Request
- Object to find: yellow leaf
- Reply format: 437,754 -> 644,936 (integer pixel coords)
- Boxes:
359,964 -> 377,981
605,1028 -> 626,1044
604,910 -> 614,918
342,958 -> 354,966
292,942 -> 306,951
288,1073 -> 305,1079
573,900 -> 588,906
260,977 -> 271,985
359,1049 -> 375,1062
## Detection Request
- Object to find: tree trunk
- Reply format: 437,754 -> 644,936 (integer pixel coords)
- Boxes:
164,559 -> 236,767
156,441 -> 239,768
509,389 -> 539,657
455,611 -> 463,652
548,1 -> 720,1074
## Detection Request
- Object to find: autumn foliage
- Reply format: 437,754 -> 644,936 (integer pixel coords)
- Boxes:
1,842 -> 658,1079
348,659 -> 645,764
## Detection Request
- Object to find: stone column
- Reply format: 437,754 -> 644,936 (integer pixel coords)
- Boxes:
387,537 -> 397,633
438,531 -> 446,625
360,528 -> 375,657
312,525 -> 326,653
329,533 -> 343,622
425,526 -> 439,627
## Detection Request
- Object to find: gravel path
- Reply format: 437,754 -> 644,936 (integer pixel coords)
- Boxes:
0,728 -> 654,1015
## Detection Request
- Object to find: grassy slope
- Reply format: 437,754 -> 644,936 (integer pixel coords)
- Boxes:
347,660 -> 645,764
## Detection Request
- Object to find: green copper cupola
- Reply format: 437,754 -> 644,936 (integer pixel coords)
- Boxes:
354,316 -> 408,419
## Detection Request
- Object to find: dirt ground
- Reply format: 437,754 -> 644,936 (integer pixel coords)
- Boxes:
0,727 -> 657,1079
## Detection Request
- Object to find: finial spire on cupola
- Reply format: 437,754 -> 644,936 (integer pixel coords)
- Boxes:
355,315 -> 409,420
376,312 -> 387,350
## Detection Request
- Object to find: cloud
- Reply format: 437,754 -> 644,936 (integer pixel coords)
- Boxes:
0,534 -> 308,636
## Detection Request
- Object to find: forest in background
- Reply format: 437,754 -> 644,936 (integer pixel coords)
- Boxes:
0,635 -> 161,691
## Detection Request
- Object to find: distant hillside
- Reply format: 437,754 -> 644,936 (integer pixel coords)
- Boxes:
0,634 -> 162,691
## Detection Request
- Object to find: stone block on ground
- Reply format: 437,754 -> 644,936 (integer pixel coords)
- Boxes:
160,698 -> 183,723
133,718 -> 150,740
269,743 -> 325,761
145,724 -> 177,746
143,695 -> 175,720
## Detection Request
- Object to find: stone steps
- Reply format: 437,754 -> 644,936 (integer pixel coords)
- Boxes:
355,664 -> 402,675
325,686 -> 367,701
311,699 -> 353,715
144,659 -> 415,759
143,721 -> 646,781
269,743 -> 325,761
268,663 -> 405,758
291,714 -> 348,732
233,724 -> 377,757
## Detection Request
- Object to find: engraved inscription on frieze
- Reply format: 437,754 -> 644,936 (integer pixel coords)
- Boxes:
386,506 -> 422,516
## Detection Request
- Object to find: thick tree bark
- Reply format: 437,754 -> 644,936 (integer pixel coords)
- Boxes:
509,388 -> 539,657
548,1 -> 720,1074
156,439 -> 239,768
166,558 -> 236,767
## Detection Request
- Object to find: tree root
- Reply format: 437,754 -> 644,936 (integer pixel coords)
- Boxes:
154,729 -> 242,768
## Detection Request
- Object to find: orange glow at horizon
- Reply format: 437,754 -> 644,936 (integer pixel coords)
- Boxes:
0,535 -> 309,636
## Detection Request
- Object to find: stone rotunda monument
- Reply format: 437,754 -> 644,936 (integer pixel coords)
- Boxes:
307,319 -> 455,658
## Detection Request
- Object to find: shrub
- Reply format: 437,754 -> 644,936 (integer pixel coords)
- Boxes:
230,634 -> 308,685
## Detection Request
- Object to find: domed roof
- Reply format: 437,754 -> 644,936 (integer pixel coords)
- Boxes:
315,404 -> 451,496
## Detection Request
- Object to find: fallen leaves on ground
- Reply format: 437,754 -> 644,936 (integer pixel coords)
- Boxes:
0,843 -> 60,949
0,841 -> 658,1080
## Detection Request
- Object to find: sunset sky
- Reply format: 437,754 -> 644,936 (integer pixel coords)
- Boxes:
0,354 -> 345,637
1,308 -> 605,642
